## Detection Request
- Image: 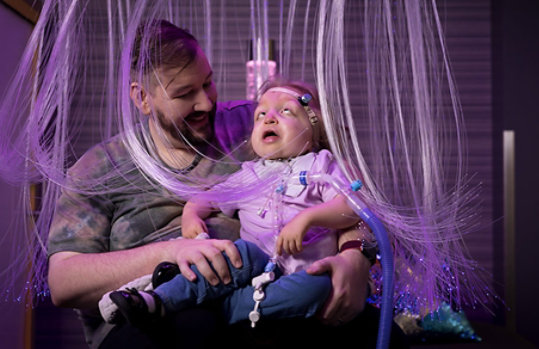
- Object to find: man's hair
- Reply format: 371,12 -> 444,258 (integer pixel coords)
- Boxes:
131,20 -> 199,77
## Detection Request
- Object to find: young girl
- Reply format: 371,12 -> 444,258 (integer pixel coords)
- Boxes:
104,79 -> 374,327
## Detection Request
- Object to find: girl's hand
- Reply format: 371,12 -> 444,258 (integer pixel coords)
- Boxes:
182,215 -> 209,239
276,214 -> 309,255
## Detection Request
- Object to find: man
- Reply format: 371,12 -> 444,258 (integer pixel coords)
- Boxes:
47,20 -> 381,348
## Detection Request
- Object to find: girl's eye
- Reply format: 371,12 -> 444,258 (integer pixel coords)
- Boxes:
281,108 -> 294,116
256,112 -> 266,120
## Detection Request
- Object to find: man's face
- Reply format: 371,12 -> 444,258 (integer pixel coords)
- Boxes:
148,48 -> 217,149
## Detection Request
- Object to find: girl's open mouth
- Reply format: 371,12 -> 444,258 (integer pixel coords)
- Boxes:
263,130 -> 278,142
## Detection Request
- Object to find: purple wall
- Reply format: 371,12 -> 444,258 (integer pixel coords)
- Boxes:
492,0 -> 539,346
0,4 -> 34,349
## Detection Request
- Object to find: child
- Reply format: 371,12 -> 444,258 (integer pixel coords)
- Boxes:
105,79 -> 370,327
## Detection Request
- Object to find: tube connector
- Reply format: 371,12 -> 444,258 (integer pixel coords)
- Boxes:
350,180 -> 363,191
292,172 -> 368,215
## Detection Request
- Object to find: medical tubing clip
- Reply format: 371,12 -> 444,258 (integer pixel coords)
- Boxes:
249,260 -> 277,328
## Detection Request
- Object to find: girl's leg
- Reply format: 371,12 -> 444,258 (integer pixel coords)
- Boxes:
155,239 -> 269,312
108,239 -> 269,325
222,270 -> 332,324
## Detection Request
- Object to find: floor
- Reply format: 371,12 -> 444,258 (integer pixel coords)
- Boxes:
32,300 -> 538,349
409,322 -> 537,349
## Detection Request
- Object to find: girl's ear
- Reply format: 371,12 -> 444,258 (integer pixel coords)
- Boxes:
130,82 -> 151,115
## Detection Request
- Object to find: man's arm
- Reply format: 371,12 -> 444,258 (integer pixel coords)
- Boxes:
48,237 -> 242,309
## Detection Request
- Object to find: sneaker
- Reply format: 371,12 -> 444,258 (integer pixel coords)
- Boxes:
109,288 -> 163,326
152,261 -> 181,288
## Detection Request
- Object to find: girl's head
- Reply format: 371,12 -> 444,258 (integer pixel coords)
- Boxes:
251,79 -> 328,160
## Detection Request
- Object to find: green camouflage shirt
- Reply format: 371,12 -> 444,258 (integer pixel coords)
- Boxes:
47,100 -> 255,348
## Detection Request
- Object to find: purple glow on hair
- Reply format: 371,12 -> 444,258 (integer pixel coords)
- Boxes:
0,0 -> 497,318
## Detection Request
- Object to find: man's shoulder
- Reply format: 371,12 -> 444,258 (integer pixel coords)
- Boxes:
216,99 -> 256,112
81,133 -> 129,163
215,101 -> 256,132
69,133 -> 132,179
213,100 -> 256,158
215,100 -> 256,125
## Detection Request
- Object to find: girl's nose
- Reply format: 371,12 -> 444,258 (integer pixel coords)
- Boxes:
263,110 -> 278,124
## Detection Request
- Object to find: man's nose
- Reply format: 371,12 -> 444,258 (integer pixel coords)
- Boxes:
194,89 -> 213,111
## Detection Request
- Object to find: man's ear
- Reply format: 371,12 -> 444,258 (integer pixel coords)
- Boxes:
130,82 -> 151,115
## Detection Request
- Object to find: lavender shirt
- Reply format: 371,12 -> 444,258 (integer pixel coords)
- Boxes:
215,149 -> 347,275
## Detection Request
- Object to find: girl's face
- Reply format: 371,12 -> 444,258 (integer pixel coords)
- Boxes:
251,90 -> 314,160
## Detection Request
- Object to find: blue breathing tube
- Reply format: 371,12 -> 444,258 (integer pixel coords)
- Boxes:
296,171 -> 394,349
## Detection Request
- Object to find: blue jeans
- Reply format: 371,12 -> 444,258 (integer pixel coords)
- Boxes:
154,239 -> 331,324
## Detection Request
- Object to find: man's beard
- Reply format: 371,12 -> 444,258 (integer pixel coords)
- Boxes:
155,108 -> 215,149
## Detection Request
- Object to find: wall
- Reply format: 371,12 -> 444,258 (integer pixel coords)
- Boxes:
4,0 -> 537,347
492,0 -> 539,346
0,3 -> 34,349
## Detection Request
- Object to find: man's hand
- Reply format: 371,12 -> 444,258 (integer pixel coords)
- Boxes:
306,248 -> 370,326
168,238 -> 243,286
